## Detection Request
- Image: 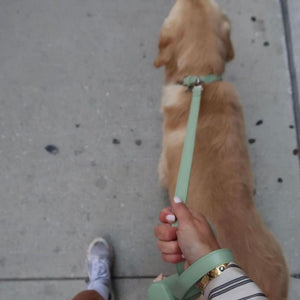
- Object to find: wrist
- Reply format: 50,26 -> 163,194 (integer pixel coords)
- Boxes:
188,245 -> 221,265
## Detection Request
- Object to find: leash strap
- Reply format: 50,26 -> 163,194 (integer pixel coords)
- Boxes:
174,84 -> 203,203
147,75 -> 234,300
174,74 -> 222,207
173,75 -> 221,277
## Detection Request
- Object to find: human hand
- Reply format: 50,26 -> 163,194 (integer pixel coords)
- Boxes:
154,197 -> 220,265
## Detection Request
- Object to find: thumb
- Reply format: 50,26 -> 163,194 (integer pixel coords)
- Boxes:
172,197 -> 193,226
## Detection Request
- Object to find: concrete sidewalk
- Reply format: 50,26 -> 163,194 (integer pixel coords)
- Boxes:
0,0 -> 299,299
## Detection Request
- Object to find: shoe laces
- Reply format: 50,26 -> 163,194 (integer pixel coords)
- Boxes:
90,258 -> 110,282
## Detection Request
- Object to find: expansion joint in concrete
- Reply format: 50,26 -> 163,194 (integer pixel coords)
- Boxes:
280,0 -> 300,166
0,275 -> 156,282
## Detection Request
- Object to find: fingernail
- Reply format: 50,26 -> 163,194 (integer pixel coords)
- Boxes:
174,196 -> 182,203
181,254 -> 185,259
166,214 -> 176,222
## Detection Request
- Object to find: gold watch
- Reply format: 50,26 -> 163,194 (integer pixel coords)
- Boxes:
196,263 -> 229,291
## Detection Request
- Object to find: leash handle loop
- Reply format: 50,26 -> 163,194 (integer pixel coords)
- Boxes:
173,249 -> 234,299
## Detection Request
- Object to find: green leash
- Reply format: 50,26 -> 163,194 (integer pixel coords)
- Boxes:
174,74 -> 222,213
148,75 -> 234,300
174,75 -> 221,274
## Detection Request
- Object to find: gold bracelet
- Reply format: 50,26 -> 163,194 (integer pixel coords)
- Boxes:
196,263 -> 229,291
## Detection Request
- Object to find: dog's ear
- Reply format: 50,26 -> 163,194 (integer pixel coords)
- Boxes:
225,37 -> 234,62
221,17 -> 234,62
154,26 -> 175,68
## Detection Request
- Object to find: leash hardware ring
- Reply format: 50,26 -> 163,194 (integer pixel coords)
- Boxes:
194,77 -> 203,86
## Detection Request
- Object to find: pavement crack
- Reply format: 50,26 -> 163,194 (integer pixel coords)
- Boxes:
0,275 -> 158,282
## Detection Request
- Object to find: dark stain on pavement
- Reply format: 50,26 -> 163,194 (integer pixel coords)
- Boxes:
135,139 -> 142,146
112,138 -> 120,144
45,145 -> 59,155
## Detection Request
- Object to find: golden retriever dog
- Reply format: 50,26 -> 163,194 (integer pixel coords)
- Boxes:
154,0 -> 289,299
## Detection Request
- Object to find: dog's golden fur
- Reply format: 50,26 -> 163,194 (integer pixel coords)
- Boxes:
155,0 -> 289,299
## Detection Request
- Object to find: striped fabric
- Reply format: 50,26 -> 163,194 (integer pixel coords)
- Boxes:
203,263 -> 268,300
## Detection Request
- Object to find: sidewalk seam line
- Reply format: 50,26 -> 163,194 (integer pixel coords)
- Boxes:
280,0 -> 300,166
0,276 -> 158,282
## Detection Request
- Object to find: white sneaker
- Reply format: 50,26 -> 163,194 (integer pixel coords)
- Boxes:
87,237 -> 114,300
